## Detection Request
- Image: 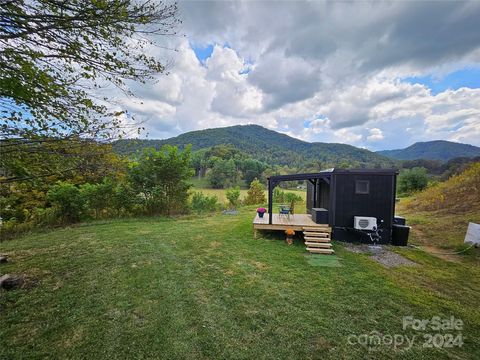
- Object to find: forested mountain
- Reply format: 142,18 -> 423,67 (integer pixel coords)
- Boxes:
377,140 -> 480,161
113,125 -> 395,168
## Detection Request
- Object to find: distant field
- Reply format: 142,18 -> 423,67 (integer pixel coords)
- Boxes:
190,186 -> 307,213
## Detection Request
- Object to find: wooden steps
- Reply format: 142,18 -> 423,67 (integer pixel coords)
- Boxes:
305,242 -> 332,248
307,248 -> 335,255
302,226 -> 334,255
304,236 -> 331,243
303,232 -> 330,238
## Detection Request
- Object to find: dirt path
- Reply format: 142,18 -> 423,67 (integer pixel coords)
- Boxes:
409,226 -> 464,262
420,245 -> 463,262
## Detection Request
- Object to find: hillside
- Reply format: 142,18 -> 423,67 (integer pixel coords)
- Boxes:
398,162 -> 480,249
406,162 -> 480,214
113,125 -> 395,168
377,140 -> 480,161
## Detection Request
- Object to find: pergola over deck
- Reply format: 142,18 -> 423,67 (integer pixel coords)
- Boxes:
267,170 -> 333,224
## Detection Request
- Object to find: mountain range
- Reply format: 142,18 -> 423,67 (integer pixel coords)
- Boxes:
376,140 -> 480,161
113,125 -> 395,168
113,125 -> 480,166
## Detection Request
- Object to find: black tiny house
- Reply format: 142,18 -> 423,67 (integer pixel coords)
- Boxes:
267,168 -> 399,244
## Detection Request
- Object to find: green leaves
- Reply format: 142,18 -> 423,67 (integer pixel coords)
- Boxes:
398,167 -> 429,195
128,145 -> 193,215
225,187 -> 241,208
1,0 -> 179,141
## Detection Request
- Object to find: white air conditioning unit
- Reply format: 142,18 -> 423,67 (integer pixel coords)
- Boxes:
354,216 -> 377,231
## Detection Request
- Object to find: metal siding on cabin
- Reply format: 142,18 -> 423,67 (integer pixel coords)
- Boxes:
333,174 -> 394,241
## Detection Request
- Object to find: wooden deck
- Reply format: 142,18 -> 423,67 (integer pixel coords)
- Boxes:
253,214 -> 330,238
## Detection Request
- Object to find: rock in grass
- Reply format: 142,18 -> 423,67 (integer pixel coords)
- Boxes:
0,256 -> 8,263
0,274 -> 24,290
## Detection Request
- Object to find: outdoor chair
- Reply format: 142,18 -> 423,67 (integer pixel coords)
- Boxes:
278,204 -> 291,219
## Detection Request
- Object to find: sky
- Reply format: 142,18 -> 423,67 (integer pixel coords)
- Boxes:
116,0 -> 480,150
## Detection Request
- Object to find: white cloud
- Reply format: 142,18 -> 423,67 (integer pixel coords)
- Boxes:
367,128 -> 384,141
107,1 -> 480,150
334,128 -> 363,144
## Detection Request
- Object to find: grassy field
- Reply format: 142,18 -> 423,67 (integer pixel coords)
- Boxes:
397,201 -> 480,250
1,208 -> 479,359
190,186 -> 307,212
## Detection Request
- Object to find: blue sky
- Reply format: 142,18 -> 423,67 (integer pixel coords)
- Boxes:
191,43 -> 214,64
403,67 -> 480,95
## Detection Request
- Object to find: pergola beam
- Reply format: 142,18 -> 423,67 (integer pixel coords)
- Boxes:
267,172 -> 332,225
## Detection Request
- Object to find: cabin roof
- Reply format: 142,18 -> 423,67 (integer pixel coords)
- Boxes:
267,168 -> 398,181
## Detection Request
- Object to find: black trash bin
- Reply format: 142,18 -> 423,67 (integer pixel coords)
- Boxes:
311,208 -> 328,224
392,224 -> 410,246
393,216 -> 406,225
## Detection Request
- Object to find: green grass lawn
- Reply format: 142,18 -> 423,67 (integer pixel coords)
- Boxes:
396,199 -> 480,250
1,208 -> 479,359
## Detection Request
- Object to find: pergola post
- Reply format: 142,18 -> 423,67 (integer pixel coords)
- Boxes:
313,179 -> 317,208
268,177 -> 273,224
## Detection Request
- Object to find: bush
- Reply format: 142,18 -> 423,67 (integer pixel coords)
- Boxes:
398,167 -> 429,195
112,183 -> 138,216
225,187 -> 241,208
47,182 -> 86,223
244,178 -> 266,205
31,207 -> 59,227
191,192 -> 219,213
80,179 -> 115,219
128,146 -> 193,215
273,188 -> 302,204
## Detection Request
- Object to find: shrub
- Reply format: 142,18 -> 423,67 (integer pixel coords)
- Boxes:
31,207 -> 59,227
80,179 -> 115,219
225,187 -> 241,208
244,178 -> 266,205
112,183 -> 138,216
398,167 -> 429,195
47,182 -> 86,223
273,188 -> 302,204
191,192 -> 219,213
128,146 -> 193,215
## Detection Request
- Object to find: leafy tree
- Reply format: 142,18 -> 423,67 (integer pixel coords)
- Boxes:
0,139 -> 128,230
0,181 -> 47,224
128,145 -> 193,215
0,139 -> 127,184
244,178 -> 266,205
398,167 -> 429,195
238,158 -> 267,185
225,187 -> 241,209
1,0 -> 179,142
190,149 -> 209,178
207,158 -> 239,188
205,144 -> 241,161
